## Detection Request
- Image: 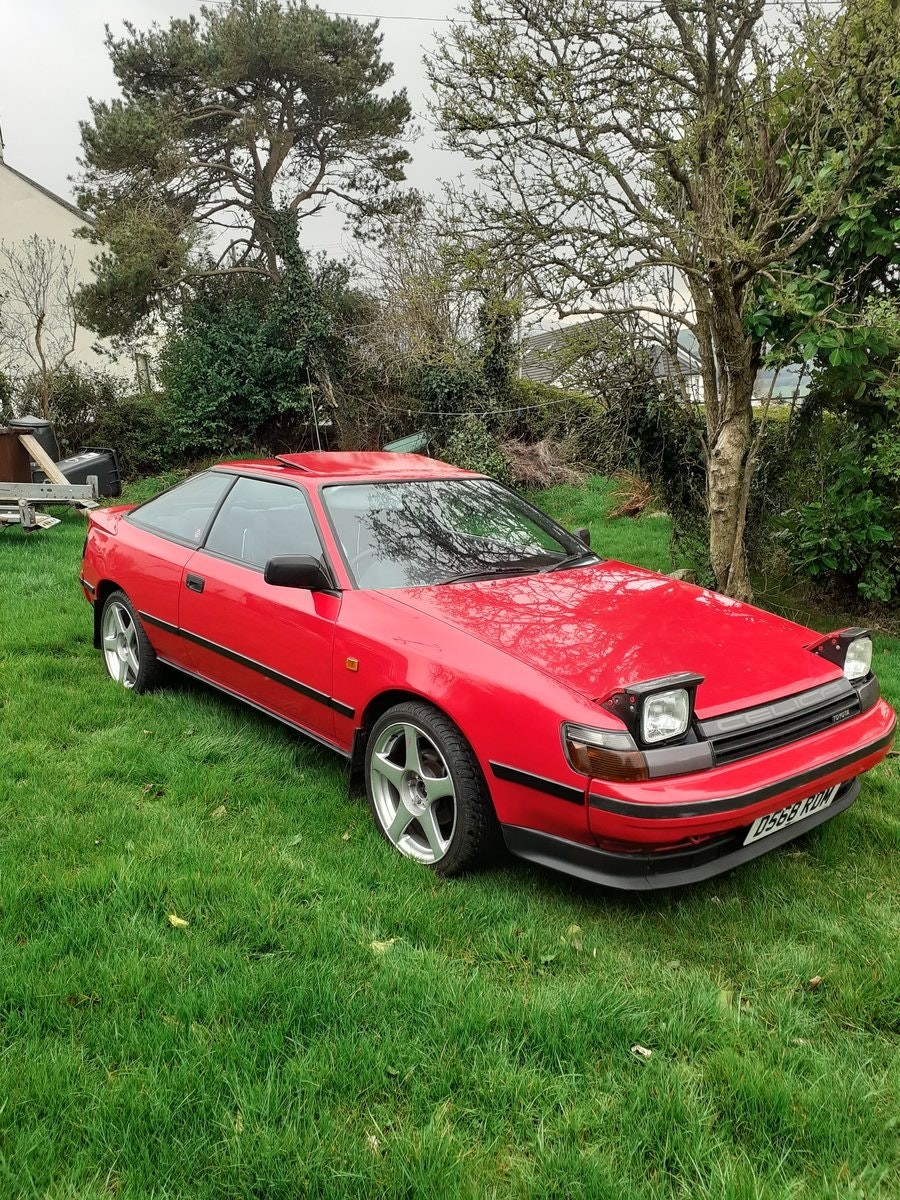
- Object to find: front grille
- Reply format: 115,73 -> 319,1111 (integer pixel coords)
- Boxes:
698,678 -> 862,767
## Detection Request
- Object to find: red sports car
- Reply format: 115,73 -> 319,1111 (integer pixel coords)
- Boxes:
80,452 -> 895,889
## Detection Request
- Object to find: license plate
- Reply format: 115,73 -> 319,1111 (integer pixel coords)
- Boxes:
744,785 -> 840,845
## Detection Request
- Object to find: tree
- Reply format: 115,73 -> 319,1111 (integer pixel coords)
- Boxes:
352,201 -> 484,376
349,202 -> 522,452
159,252 -> 371,458
0,236 -> 81,419
76,0 -> 412,338
754,89 -> 899,421
429,0 -> 899,599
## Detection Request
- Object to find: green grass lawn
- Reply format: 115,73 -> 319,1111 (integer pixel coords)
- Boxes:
0,483 -> 897,1199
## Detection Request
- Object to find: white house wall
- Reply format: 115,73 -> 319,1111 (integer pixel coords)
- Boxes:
0,162 -> 138,384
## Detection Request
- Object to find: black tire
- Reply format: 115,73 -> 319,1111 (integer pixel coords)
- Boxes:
364,700 -> 502,876
99,589 -> 160,694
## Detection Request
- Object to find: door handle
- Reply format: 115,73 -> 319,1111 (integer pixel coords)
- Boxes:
185,573 -> 205,593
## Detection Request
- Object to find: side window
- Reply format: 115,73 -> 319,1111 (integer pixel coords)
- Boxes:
128,472 -> 233,545
203,476 -> 323,569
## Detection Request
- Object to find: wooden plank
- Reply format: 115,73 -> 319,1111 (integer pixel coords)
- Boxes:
18,433 -> 68,483
17,433 -> 98,511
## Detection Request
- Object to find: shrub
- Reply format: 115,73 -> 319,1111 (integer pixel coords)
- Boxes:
16,366 -> 123,456
160,287 -> 311,460
501,437 -> 583,489
0,369 -> 13,416
444,413 -> 510,481
13,365 -> 175,480
503,379 -> 616,468
411,362 -> 490,446
608,470 -> 655,519
90,392 -> 175,480
779,412 -> 899,603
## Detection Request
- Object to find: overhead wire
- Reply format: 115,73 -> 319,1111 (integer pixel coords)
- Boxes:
196,1 -> 843,18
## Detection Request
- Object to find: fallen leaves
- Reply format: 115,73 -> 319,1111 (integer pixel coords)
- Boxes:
167,913 -> 189,929
808,975 -> 823,990
630,1044 -> 653,1060
561,923 -> 583,952
370,938 -> 397,954
210,804 -> 227,820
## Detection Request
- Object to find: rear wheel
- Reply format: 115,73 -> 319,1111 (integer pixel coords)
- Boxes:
100,590 -> 159,693
365,701 -> 500,876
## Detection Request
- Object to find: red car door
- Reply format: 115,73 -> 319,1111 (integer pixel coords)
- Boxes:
121,471 -> 237,669
177,474 -> 344,746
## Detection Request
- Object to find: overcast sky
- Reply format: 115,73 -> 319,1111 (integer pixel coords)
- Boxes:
0,0 -> 470,255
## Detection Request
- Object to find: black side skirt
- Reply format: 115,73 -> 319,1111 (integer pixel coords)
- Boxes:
157,657 -> 351,760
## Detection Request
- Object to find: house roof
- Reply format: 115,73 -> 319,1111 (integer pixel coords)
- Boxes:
520,316 -> 701,386
521,315 -> 809,402
0,160 -> 93,225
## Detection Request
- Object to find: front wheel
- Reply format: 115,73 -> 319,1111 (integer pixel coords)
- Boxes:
100,590 -> 159,693
365,701 -> 500,876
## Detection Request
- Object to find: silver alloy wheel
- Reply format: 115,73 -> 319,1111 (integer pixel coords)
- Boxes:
101,599 -> 141,688
369,720 -> 457,863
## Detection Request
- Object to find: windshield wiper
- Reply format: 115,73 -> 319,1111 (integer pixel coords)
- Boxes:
441,564 -> 543,584
540,551 -> 597,573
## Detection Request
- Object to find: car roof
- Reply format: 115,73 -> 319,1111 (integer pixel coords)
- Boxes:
216,452 -> 477,483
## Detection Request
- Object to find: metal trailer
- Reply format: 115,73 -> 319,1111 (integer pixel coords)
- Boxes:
0,428 -> 98,532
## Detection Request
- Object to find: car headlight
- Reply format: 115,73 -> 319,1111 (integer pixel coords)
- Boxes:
809,627 -> 873,682
599,671 -> 703,750
641,688 -> 690,744
843,635 -> 872,681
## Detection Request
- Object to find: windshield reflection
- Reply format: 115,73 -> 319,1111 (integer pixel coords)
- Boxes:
322,478 -> 594,589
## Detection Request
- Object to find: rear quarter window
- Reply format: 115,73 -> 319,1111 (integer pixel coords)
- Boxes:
127,472 -> 233,546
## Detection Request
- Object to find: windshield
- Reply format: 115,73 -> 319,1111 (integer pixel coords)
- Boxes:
322,478 -> 595,589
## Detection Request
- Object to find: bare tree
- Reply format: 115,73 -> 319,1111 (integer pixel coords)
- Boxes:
0,236 -> 80,419
429,0 -> 898,599
352,202 -> 485,377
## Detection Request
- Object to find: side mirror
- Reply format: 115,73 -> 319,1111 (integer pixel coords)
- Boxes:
264,555 -> 333,591
573,527 -> 591,548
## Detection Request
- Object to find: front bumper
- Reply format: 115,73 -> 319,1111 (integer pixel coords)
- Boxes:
503,776 -> 861,891
588,700 -> 895,845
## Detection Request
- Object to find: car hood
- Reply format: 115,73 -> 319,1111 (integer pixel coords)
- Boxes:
381,561 -> 840,718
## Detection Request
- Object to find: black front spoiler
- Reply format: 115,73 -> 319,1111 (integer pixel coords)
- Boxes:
502,777 -> 861,891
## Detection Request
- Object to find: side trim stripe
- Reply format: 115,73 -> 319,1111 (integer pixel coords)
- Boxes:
489,761 -> 585,805
139,610 -> 355,719
590,725 -> 896,820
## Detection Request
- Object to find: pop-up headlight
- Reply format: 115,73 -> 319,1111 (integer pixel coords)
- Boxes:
641,688 -> 691,744
843,637 -> 873,681
599,671 -> 703,750
809,628 -> 873,682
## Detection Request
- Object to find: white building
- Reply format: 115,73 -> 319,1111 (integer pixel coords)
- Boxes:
0,124 -> 147,388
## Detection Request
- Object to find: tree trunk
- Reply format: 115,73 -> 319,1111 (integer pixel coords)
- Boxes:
695,272 -> 761,604
710,400 -> 753,600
